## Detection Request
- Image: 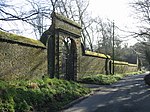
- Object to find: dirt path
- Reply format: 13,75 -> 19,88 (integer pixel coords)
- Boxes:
62,73 -> 150,112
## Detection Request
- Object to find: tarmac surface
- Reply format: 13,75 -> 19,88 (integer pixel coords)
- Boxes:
62,73 -> 150,112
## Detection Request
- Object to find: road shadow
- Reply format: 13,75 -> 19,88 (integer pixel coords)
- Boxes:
62,73 -> 150,112
94,74 -> 150,112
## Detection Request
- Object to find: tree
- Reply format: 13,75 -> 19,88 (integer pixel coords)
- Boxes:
0,0 -> 95,44
93,17 -> 123,60
0,0 -> 45,38
120,45 -> 137,64
130,0 -> 150,68
0,0 -> 61,39
131,0 -> 150,41
133,42 -> 150,69
55,0 -> 94,50
24,0 -> 53,38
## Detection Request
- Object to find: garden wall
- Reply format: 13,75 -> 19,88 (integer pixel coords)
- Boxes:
0,13 -> 138,81
39,13 -> 138,81
78,50 -> 138,79
113,61 -> 137,74
79,56 -> 106,78
78,50 -> 110,79
0,31 -> 47,81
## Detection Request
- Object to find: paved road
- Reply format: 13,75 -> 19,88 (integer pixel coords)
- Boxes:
62,73 -> 150,112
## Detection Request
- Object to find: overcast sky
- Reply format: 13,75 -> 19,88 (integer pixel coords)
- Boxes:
89,0 -> 138,46
89,0 -> 135,28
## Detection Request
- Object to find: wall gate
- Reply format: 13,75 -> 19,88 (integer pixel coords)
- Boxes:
40,12 -> 82,81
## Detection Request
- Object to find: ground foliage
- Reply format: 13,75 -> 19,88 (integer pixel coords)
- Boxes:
80,71 -> 143,85
0,77 -> 90,112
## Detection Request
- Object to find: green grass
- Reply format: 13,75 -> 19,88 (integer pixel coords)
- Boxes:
0,77 -> 90,112
80,71 -> 143,85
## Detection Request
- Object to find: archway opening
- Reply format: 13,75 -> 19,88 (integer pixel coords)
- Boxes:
61,37 -> 77,80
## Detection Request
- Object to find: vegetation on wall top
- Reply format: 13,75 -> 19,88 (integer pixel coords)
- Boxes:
0,30 -> 46,48
85,50 -> 111,59
85,50 -> 137,67
128,63 -> 138,67
113,61 -> 129,65
114,61 -> 137,67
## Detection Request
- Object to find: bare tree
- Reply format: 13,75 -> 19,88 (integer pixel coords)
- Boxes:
131,0 -> 150,41
0,0 -> 55,39
130,0 -> 150,67
0,0 -> 45,38
55,0 -> 95,50
93,18 -> 120,53
24,0 -> 53,39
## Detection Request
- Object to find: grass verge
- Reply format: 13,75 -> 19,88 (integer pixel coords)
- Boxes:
80,71 -> 144,85
0,77 -> 90,112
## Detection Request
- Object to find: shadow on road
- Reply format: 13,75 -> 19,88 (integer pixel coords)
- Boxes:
95,74 -> 150,112
62,73 -> 150,112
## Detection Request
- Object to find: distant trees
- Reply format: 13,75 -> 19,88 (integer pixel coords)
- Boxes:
90,17 -> 124,61
130,0 -> 150,68
131,42 -> 150,69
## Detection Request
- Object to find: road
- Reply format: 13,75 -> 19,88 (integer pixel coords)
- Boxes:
62,73 -> 150,112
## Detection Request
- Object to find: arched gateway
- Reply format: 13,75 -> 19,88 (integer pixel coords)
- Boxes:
40,12 -> 82,81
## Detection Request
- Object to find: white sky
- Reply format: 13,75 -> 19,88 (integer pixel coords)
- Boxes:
88,0 -> 138,46
89,0 -> 131,21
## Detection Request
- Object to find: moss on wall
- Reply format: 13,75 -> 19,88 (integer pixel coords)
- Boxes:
114,61 -> 128,65
0,31 -> 47,81
52,12 -> 82,37
0,30 -> 46,48
85,50 -> 111,59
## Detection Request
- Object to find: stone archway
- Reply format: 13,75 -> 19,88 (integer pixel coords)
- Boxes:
41,12 -> 82,81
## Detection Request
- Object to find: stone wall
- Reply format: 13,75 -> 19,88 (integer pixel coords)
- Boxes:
79,55 -> 106,79
78,50 -> 138,79
113,61 -> 138,74
0,31 -> 47,81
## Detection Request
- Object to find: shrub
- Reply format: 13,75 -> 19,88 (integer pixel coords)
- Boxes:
0,78 -> 90,112
80,71 -> 142,85
80,74 -> 119,85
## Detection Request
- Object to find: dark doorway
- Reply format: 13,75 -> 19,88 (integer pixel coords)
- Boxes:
61,37 -> 77,80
